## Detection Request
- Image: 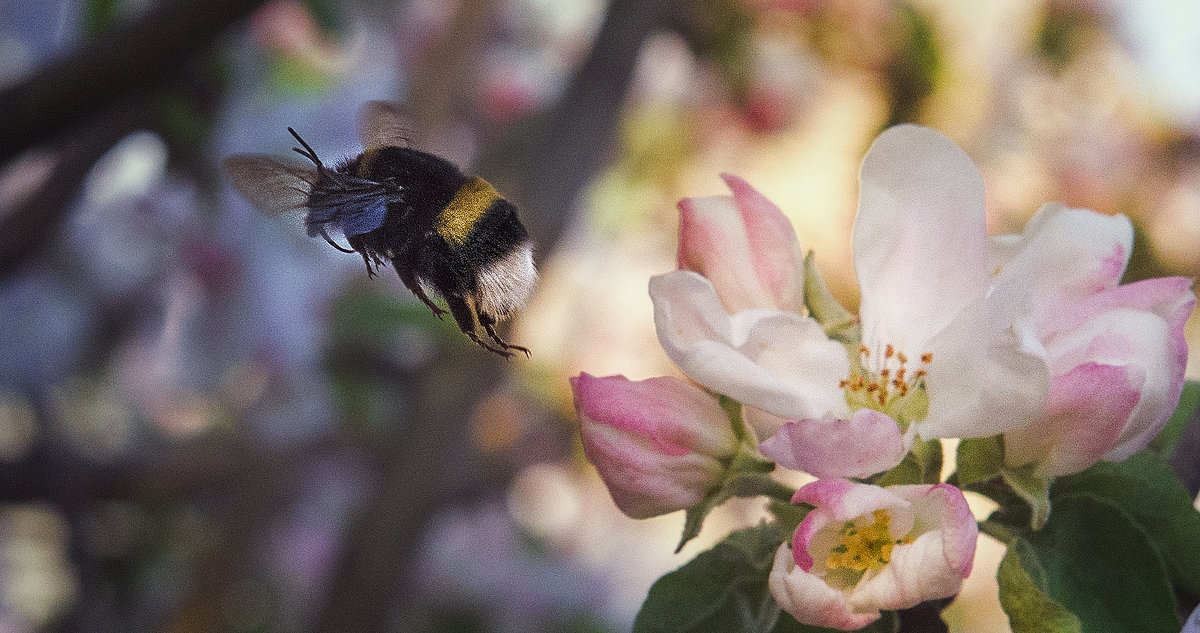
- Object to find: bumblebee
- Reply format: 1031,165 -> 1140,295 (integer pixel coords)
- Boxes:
224,101 -> 535,357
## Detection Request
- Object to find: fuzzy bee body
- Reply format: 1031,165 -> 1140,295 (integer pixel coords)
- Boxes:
224,102 -> 535,357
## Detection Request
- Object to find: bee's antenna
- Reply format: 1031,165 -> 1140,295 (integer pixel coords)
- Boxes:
288,127 -> 325,172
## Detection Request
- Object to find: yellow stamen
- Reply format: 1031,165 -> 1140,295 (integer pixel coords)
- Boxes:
825,509 -> 912,573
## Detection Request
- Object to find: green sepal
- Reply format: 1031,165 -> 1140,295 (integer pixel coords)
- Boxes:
997,539 -> 1081,633
676,396 -> 791,553
956,435 -> 1004,485
802,251 -> 860,344
1001,465 -> 1052,531
1052,451 -> 1200,596
1148,380 -> 1200,456
875,437 -> 941,487
767,500 -> 809,540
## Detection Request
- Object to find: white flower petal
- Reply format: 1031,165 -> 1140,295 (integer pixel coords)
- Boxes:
853,125 -> 988,354
769,545 -> 881,631
919,281 -> 1049,439
991,204 -> 1134,334
650,270 -> 849,420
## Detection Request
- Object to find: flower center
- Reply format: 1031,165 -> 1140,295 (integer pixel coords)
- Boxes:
839,343 -> 931,430
825,509 -> 913,573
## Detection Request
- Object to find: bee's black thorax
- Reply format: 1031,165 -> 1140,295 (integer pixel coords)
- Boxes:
337,146 -> 530,300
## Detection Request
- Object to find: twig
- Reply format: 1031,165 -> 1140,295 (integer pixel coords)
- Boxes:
0,0 -> 268,166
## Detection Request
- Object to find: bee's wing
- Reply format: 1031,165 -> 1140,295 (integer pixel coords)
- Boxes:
223,155 -> 316,215
358,100 -> 413,149
305,175 -> 395,237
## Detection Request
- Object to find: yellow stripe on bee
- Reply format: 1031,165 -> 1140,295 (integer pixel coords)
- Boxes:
356,147 -> 384,178
437,177 -> 499,245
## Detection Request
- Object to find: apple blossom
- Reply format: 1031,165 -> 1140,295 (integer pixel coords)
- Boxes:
994,204 -> 1196,477
769,479 -> 977,630
651,125 -> 1048,478
570,373 -> 738,519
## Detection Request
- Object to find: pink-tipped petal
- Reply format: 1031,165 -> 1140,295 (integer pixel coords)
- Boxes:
991,204 -> 1134,334
579,421 -> 726,518
760,409 -> 906,478
678,196 -> 777,312
853,124 -> 989,354
890,484 -> 978,578
769,545 -> 882,631
722,173 -> 806,312
1005,363 -> 1143,477
676,175 -> 804,313
571,373 -> 736,456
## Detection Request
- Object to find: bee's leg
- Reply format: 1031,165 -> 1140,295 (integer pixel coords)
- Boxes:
478,311 -> 530,358
445,295 -> 513,358
392,265 -> 447,319
346,235 -> 375,278
321,229 -> 356,253
360,251 -> 376,278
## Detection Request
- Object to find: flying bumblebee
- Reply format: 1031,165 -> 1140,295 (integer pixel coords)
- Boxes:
224,101 -> 535,358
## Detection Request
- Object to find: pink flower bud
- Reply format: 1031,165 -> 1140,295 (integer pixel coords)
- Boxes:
676,174 -> 805,314
996,205 -> 1196,476
570,373 -> 738,519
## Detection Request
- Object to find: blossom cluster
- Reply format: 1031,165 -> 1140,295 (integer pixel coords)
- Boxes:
570,125 -> 1194,629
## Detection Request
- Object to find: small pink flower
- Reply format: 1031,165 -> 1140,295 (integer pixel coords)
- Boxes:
571,373 -> 738,519
995,205 -> 1196,476
770,479 -> 977,630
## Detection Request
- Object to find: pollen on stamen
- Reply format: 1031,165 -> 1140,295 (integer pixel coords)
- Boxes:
859,344 -> 871,358
921,352 -> 933,364
885,344 -> 895,359
897,352 -> 908,364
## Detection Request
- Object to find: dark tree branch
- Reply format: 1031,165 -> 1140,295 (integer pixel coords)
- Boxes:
481,0 -> 680,252
0,0 -> 267,166
0,93 -> 149,278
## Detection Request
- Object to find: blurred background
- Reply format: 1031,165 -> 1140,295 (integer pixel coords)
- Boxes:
1,0 -> 1198,631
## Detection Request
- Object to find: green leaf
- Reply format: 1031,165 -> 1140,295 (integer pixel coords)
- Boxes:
1001,466 -> 1051,530
875,452 -> 921,487
1023,494 -> 1179,633
1148,380 -> 1200,456
956,436 -> 1004,485
997,539 -> 1081,633
1052,451 -> 1200,596
676,492 -> 726,554
635,523 -> 785,633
